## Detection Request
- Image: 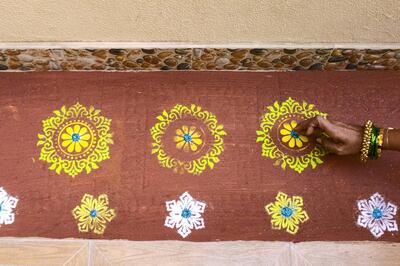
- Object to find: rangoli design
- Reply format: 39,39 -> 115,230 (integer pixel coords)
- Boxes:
37,103 -> 113,177
150,104 -> 226,175
265,192 -> 309,235
164,191 -> 206,238
256,97 -> 327,173
280,120 -> 309,148
357,192 -> 398,238
0,187 -> 18,226
72,193 -> 116,235
174,125 -> 203,152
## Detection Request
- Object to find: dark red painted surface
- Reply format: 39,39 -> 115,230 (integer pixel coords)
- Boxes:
0,71 -> 399,241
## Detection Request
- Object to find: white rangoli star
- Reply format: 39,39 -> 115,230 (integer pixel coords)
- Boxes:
357,192 -> 398,238
164,192 -> 206,238
0,187 -> 18,225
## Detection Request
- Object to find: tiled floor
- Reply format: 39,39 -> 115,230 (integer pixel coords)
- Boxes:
0,238 -> 398,265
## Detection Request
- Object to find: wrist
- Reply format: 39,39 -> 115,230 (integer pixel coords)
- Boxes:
382,128 -> 400,151
360,122 -> 384,162
382,128 -> 392,150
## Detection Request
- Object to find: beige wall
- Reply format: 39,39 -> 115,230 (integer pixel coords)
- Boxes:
0,0 -> 399,43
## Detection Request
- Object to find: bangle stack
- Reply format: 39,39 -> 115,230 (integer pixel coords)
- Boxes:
376,128 -> 384,159
360,120 -> 384,162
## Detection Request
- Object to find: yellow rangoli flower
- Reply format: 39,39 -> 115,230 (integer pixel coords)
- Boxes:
280,120 -> 308,148
61,124 -> 91,153
265,192 -> 309,235
72,194 -> 116,235
174,126 -> 203,152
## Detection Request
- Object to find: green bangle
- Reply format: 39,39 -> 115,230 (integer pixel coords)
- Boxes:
368,127 -> 379,159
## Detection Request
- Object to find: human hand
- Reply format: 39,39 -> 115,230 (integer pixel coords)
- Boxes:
294,116 -> 363,155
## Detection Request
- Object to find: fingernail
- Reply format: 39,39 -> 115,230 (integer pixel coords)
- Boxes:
316,138 -> 322,144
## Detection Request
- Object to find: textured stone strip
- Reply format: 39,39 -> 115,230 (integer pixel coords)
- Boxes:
0,48 -> 399,71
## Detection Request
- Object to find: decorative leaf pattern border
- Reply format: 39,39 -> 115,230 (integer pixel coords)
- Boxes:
150,104 -> 227,175
37,102 -> 113,177
256,97 -> 327,173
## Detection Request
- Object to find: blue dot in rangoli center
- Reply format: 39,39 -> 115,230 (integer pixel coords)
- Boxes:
290,130 -> 299,139
281,207 -> 293,218
372,208 -> 383,219
72,133 -> 81,142
90,209 -> 97,218
183,133 -> 192,143
181,208 -> 192,219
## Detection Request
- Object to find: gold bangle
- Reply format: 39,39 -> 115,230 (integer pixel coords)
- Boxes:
376,128 -> 384,158
360,120 -> 373,163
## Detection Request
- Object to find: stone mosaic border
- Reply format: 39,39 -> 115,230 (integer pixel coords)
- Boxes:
0,48 -> 399,71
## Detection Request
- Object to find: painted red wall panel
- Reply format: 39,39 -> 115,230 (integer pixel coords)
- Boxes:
0,71 -> 399,241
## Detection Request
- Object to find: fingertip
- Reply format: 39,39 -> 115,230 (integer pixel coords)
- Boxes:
317,116 -> 331,127
296,116 -> 318,132
293,123 -> 304,132
305,127 -> 314,136
295,120 -> 311,135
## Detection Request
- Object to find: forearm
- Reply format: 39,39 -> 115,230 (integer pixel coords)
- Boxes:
382,128 -> 400,151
